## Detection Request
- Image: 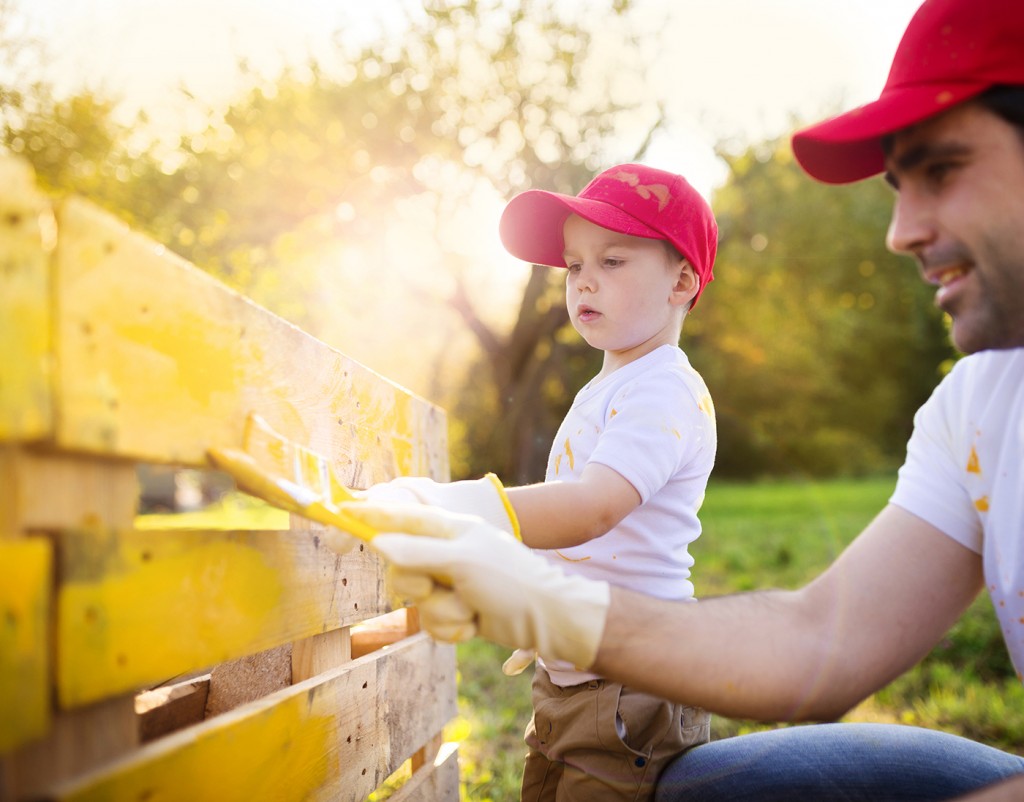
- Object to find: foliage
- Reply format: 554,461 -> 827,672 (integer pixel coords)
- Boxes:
455,478 -> 1023,801
691,141 -> 957,478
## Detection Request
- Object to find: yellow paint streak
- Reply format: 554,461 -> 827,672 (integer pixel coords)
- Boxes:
975,496 -> 990,513
966,445 -> 981,475
59,537 -> 285,707
698,393 -> 715,423
564,438 -> 575,471
554,550 -> 591,563
62,693 -> 335,802
0,538 -> 51,751
610,408 -> 618,418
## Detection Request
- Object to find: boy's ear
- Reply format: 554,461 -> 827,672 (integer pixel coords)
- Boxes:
670,260 -> 700,308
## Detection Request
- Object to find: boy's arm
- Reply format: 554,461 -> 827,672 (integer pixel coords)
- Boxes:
505,462 -> 641,549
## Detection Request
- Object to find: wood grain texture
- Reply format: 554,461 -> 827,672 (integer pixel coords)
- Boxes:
48,634 -> 458,802
57,527 -> 390,708
52,197 -> 448,485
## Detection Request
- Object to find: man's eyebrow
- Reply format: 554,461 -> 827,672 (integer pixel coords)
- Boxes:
886,140 -> 973,185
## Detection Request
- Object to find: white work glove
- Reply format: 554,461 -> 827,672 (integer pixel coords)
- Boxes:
502,648 -> 536,676
360,473 -> 521,541
345,502 -> 609,671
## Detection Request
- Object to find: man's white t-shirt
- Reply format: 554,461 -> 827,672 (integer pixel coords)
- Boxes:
890,348 -> 1024,681
538,344 -> 717,685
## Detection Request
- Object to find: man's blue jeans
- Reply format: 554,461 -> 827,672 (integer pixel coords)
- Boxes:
655,723 -> 1024,801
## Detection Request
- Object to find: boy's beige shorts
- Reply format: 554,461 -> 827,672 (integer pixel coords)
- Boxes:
521,666 -> 709,801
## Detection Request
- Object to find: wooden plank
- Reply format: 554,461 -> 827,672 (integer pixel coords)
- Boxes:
4,695 -> 138,799
48,634 -> 458,802
0,538 -> 52,753
292,629 -> 351,682
0,157 -> 55,443
57,528 -> 389,708
389,742 -> 460,802
52,197 -> 449,484
136,676 -> 211,743
0,449 -> 138,534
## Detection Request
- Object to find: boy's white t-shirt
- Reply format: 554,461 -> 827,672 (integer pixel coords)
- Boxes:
537,343 -> 717,686
890,349 -> 1024,681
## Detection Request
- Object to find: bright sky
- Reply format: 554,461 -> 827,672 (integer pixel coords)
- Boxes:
16,0 -> 925,396
24,0 -> 922,197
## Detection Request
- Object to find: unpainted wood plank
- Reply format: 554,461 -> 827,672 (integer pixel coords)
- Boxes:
0,538 -> 51,753
389,742 -> 460,802
52,196 -> 448,484
136,676 -> 211,743
47,634 -> 457,802
292,628 -> 351,683
0,449 -> 138,534
0,156 -> 56,443
57,527 -> 390,708
351,609 -> 410,659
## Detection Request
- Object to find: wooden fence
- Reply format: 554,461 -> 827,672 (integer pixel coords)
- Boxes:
0,156 -> 459,801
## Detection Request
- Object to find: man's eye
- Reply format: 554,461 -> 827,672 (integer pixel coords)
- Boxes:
926,161 -> 955,184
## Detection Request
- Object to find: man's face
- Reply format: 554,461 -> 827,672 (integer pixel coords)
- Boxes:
885,101 -> 1024,353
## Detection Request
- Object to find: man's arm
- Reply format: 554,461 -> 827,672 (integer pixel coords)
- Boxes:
595,504 -> 984,721
957,775 -> 1024,801
506,462 -> 640,549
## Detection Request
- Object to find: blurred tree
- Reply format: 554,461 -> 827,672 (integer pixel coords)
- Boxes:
690,136 -> 956,477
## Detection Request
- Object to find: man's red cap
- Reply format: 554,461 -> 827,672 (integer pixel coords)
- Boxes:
793,0 -> 1024,184
499,164 -> 718,307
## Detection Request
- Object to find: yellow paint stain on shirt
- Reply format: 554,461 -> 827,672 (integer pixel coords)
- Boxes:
698,394 -> 715,420
966,445 -> 981,474
610,408 -> 618,418
564,438 -> 575,471
975,495 -> 990,513
554,454 -> 562,476
554,550 -> 590,562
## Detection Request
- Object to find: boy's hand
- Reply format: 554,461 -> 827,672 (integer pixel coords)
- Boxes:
360,474 -> 521,540
344,503 -> 609,669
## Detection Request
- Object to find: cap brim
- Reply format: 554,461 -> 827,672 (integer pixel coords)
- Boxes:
499,190 -> 664,267
792,81 -> 990,184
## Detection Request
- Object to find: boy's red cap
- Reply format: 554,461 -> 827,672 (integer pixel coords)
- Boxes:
792,0 -> 1024,185
499,164 -> 718,307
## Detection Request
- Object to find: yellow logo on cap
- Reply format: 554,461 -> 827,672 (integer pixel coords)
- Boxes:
609,170 -> 671,211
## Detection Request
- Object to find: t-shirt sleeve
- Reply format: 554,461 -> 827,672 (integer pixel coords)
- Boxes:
588,371 -> 714,503
890,365 -> 982,553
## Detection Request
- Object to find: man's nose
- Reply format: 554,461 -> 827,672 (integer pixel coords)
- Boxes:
886,191 -> 935,256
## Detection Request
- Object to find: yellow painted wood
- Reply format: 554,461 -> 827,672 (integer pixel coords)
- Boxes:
57,527 -> 390,708
52,197 -> 448,484
0,538 -> 52,752
51,634 -> 458,802
0,157 -> 56,442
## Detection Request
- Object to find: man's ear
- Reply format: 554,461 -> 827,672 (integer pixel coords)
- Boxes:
670,260 -> 700,308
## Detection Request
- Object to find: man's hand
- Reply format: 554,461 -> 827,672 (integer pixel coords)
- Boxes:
344,503 -> 610,670
360,474 -> 521,540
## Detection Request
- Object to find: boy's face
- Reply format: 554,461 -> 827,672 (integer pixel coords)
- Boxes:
561,214 -> 696,368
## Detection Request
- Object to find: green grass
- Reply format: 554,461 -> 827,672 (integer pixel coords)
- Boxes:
453,476 -> 1023,801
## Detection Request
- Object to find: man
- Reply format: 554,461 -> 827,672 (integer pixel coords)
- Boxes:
339,0 -> 1024,798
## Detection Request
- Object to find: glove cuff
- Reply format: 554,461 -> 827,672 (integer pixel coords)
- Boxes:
484,473 -> 522,541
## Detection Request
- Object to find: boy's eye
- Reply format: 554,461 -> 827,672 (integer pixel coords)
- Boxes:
566,262 -> 581,273
603,257 -> 624,268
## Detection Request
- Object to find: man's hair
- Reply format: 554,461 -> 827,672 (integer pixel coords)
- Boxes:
978,85 -> 1024,137
881,85 -> 1024,158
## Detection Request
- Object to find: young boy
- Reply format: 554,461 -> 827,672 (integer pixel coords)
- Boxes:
365,163 -> 717,800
